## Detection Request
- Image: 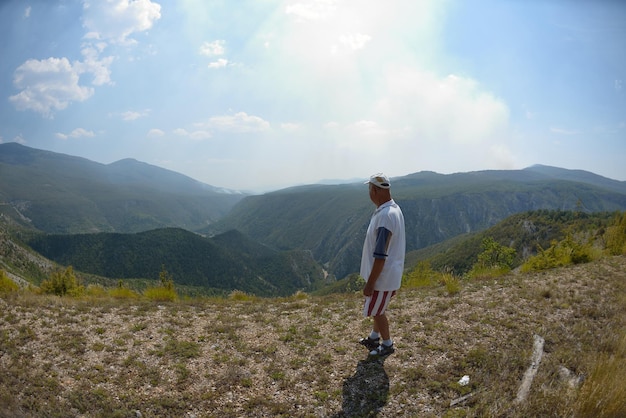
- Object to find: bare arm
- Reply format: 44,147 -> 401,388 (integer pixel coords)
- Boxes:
363,258 -> 386,296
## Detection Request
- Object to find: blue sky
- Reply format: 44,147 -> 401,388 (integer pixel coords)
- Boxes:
0,0 -> 624,192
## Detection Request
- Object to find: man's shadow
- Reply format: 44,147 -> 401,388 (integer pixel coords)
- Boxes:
332,357 -> 389,417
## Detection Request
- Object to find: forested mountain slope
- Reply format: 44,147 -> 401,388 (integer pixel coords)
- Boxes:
209,167 -> 626,279
26,228 -> 328,297
3,143 -> 625,282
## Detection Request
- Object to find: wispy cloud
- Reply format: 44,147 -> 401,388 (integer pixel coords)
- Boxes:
208,58 -> 229,69
199,40 -> 225,56
121,109 -> 151,121
173,128 -> 212,141
207,112 -> 270,133
146,129 -> 164,138
550,127 -> 580,135
55,128 -> 96,140
285,0 -> 337,21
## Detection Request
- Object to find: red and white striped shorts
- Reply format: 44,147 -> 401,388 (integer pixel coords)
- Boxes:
363,290 -> 397,317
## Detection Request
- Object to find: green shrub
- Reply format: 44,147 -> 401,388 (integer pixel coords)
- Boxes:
521,235 -> 598,272
344,274 -> 365,293
467,237 -> 515,279
441,273 -> 461,296
144,266 -> 178,301
291,290 -> 308,300
108,281 -> 140,299
85,284 -> 107,298
109,287 -> 140,299
0,269 -> 19,293
40,266 -> 84,296
144,286 -> 178,302
228,290 -> 256,301
403,261 -> 438,288
604,212 -> 626,255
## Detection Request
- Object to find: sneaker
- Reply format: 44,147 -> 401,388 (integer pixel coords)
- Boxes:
369,343 -> 395,357
359,336 -> 380,351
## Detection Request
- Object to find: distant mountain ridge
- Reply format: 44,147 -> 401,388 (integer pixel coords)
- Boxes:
2,143 -> 626,288
209,166 -> 626,279
0,143 -> 246,233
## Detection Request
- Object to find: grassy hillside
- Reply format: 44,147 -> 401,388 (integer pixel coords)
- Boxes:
1,256 -> 624,417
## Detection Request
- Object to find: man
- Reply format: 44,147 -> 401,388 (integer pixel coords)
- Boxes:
359,173 -> 406,357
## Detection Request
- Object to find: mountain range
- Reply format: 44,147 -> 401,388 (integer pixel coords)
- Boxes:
207,165 -> 626,278
2,142 -> 626,293
0,142 -> 245,233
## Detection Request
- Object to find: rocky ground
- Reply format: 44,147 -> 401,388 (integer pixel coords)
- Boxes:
1,256 -> 625,417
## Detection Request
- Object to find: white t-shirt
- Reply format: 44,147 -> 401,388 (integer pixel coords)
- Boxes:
360,199 -> 406,291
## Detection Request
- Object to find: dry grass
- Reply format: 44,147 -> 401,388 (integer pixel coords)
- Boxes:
1,256 -> 625,417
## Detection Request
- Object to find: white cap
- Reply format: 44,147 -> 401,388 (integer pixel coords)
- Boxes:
365,173 -> 391,189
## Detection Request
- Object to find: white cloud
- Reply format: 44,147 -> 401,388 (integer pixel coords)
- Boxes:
285,0 -> 337,21
208,58 -> 229,69
10,0 -> 160,117
24,6 -> 31,18
14,135 -> 27,145
173,128 -> 212,140
75,46 -> 114,86
9,58 -> 94,117
207,112 -> 270,133
121,109 -> 150,121
56,128 -> 95,140
146,128 -> 164,138
200,41 -> 230,69
199,40 -> 225,56
82,0 -> 162,45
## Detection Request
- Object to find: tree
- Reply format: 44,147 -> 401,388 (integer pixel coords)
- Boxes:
159,264 -> 175,290
476,237 -> 516,270
40,266 -> 84,296
467,237 -> 516,279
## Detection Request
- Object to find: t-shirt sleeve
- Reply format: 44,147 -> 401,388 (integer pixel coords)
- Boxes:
373,227 -> 392,259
